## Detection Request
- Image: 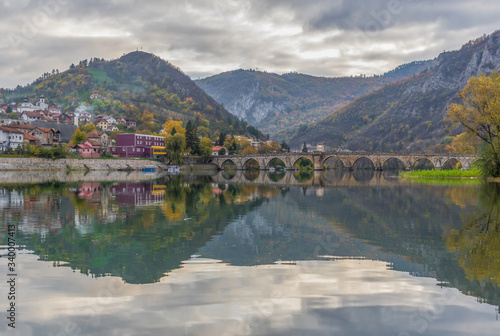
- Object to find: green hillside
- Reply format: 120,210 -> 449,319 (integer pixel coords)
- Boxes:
1,51 -> 263,138
290,31 -> 500,152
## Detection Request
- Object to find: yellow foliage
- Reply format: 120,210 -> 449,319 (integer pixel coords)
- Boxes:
448,72 -> 500,147
161,119 -> 186,136
445,132 -> 479,154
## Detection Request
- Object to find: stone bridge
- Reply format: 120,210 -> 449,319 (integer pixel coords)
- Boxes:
210,152 -> 478,171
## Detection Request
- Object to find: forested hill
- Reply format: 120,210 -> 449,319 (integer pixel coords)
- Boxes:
1,51 -> 262,138
195,60 -> 436,139
290,31 -> 500,152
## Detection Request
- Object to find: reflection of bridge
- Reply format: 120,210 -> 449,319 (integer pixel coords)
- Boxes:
210,152 -> 478,171
212,170 -> 420,188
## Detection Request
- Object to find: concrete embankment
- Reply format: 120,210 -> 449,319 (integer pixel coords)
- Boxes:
0,158 -> 167,171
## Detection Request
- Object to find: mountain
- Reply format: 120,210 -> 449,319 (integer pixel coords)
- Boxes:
290,31 -> 500,152
1,51 -> 262,138
195,60 -> 436,139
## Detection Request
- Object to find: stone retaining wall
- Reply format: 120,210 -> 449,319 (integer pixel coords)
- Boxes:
0,158 -> 168,171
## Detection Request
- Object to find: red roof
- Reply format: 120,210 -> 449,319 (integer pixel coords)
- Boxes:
86,130 -> 105,138
23,111 -> 45,118
212,146 -> 227,152
23,133 -> 39,141
0,127 -> 23,134
8,123 -> 36,131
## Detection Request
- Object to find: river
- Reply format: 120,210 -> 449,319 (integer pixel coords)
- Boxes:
0,171 -> 499,335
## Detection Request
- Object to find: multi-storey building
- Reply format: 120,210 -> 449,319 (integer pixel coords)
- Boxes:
110,133 -> 165,158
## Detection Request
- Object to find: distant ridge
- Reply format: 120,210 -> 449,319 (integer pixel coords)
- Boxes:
289,30 -> 500,152
196,60 -> 437,139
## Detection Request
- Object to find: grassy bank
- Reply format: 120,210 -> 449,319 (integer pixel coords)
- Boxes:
400,169 -> 481,179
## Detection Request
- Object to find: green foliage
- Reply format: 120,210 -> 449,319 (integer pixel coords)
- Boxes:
400,169 -> 481,179
200,137 -> 213,161
165,133 -> 186,165
477,143 -> 500,178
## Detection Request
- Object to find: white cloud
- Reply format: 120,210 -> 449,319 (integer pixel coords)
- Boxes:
0,0 -> 498,88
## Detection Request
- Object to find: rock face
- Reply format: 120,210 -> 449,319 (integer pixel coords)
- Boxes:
290,31 -> 500,152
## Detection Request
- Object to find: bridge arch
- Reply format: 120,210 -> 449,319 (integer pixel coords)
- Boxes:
442,158 -> 462,170
220,159 -> 238,170
322,156 -> 346,170
243,158 -> 260,170
412,158 -> 435,170
382,157 -> 406,170
266,157 -> 287,171
352,157 -> 375,170
293,157 -> 314,170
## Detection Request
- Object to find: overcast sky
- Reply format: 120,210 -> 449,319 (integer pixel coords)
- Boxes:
1,0 -> 499,88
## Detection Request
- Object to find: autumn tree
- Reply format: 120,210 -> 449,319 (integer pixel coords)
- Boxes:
448,72 -> 500,176
446,132 -> 479,154
70,128 -> 87,147
81,122 -> 96,133
161,119 -> 186,136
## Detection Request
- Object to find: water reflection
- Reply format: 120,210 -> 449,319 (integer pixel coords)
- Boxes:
445,183 -> 500,287
1,175 -> 500,335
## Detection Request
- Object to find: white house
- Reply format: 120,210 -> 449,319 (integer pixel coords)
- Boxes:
0,127 -> 24,151
20,110 -> 45,122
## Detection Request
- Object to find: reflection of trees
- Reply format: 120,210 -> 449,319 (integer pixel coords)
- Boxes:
293,170 -> 314,182
445,184 -> 500,285
11,177 -> 268,284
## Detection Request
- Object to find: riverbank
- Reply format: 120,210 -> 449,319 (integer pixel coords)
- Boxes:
0,157 -> 169,172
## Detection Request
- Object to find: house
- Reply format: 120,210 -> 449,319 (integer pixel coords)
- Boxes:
76,140 -> 101,158
23,133 -> 40,146
86,130 -> 109,153
110,133 -> 165,158
93,118 -> 110,131
52,112 -> 71,124
123,117 -> 137,128
31,121 -> 78,144
212,145 -> 228,156
28,127 -> 61,147
0,127 -> 24,151
77,111 -> 93,124
20,110 -> 46,122
48,104 -> 62,114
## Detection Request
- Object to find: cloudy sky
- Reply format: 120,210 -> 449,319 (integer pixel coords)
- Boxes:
1,0 -> 499,88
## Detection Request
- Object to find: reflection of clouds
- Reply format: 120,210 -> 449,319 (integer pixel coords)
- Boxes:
5,254 -> 498,336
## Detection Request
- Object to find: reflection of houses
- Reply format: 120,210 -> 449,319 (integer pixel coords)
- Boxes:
78,182 -> 101,200
110,133 -> 165,158
111,182 -> 165,205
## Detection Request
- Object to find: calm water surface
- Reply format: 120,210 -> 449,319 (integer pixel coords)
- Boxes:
0,171 -> 499,335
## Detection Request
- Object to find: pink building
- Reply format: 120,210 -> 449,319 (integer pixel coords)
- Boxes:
76,140 -> 101,158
